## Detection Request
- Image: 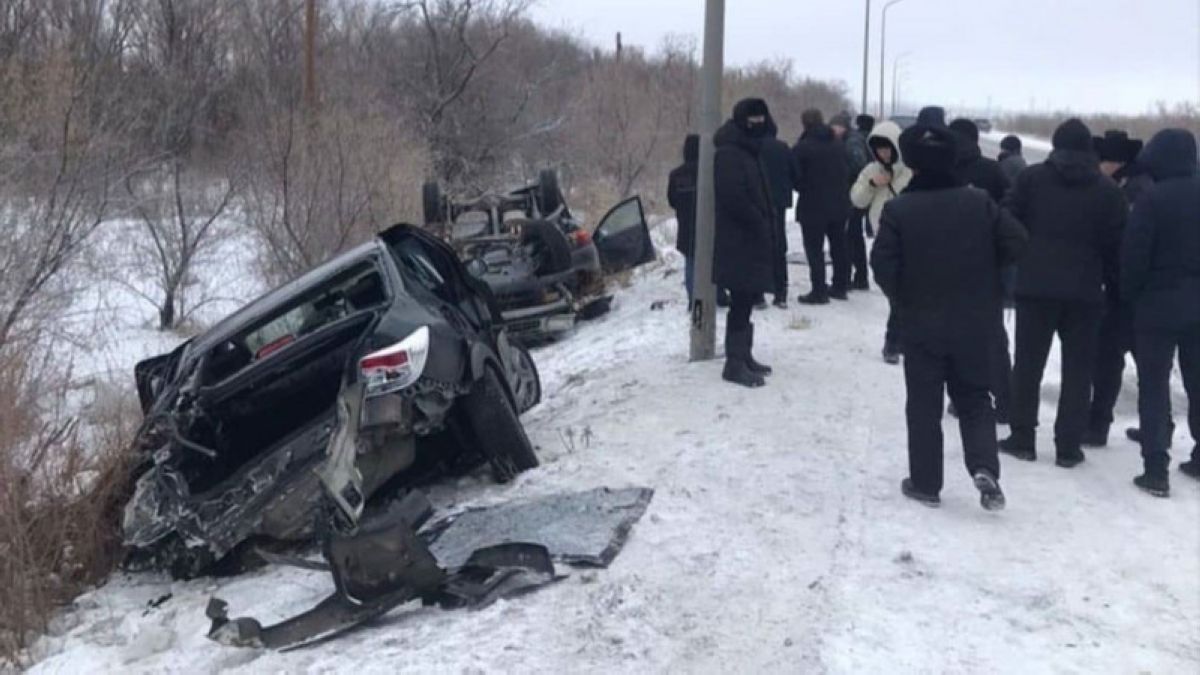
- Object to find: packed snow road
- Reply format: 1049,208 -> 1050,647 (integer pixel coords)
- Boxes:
28,225 -> 1200,674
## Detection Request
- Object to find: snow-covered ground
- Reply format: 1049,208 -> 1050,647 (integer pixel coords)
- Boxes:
26,223 -> 1200,674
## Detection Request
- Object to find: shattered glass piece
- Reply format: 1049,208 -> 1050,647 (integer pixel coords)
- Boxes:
424,487 -> 653,568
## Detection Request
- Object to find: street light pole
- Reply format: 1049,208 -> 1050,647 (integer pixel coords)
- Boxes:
689,0 -> 725,361
879,0 -> 910,118
861,0 -> 872,114
891,51 -> 912,116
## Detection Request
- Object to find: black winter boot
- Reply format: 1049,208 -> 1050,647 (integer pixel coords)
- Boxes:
723,326 -> 765,388
745,323 -> 772,376
1082,424 -> 1109,448
901,478 -> 940,507
1000,430 -> 1036,462
1134,473 -> 1170,498
1179,452 -> 1200,480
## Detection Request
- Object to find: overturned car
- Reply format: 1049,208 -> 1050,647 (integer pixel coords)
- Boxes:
423,171 -> 657,342
124,224 -> 542,578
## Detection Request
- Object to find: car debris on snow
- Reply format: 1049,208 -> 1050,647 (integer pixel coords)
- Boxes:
204,488 -> 653,651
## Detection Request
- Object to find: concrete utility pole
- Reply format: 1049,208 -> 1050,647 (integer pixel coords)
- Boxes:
689,0 -> 725,361
861,0 -> 872,114
880,0 -> 910,119
304,0 -> 318,109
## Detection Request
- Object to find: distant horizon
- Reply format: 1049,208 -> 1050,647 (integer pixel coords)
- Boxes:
532,0 -> 1200,117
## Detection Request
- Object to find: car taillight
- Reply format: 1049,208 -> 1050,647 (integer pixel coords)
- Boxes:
573,229 -> 592,246
360,326 -> 429,397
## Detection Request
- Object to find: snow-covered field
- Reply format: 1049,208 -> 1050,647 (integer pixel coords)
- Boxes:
26,224 -> 1200,674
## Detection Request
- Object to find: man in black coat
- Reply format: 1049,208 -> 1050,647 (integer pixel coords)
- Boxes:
1084,130 -> 1156,447
760,112 -> 797,308
713,98 -> 778,388
1121,128 -> 1200,496
949,118 -> 1011,203
949,117 -> 1015,424
871,122 -> 1028,510
1000,118 -> 1127,467
668,134 -> 700,303
845,113 -> 876,290
792,109 -> 851,304
998,135 -> 1028,184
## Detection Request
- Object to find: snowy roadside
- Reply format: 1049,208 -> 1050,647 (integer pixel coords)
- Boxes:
26,222 -> 1200,674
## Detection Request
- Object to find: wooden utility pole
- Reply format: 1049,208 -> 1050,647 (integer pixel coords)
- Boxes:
304,0 -> 317,109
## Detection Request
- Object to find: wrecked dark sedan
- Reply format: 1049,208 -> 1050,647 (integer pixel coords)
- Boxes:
423,170 -> 657,342
123,224 -> 542,578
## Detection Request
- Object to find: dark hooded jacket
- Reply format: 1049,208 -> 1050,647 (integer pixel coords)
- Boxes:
759,113 -> 796,211
1113,163 -> 1155,207
668,134 -> 700,256
950,119 -> 1010,202
1121,128 -> 1200,330
998,151 -> 1027,185
713,98 -> 777,293
1003,119 -> 1127,304
871,123 -> 1028,343
843,127 -> 873,184
791,123 -> 850,225
998,135 -> 1027,183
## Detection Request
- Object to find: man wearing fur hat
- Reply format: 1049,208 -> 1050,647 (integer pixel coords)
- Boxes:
1000,119 -> 1127,468
1085,130 -> 1157,448
871,122 -> 1027,510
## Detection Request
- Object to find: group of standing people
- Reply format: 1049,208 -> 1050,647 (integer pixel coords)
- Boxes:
668,97 -> 1199,505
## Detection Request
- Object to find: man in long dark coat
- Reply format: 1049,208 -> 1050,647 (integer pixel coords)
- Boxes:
713,98 -> 778,388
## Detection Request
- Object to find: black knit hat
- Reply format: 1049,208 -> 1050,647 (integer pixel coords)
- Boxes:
1052,118 -> 1093,152
856,114 -> 876,133
1000,135 -> 1022,152
1093,130 -> 1143,164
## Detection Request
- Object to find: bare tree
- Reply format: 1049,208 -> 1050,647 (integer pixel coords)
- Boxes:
121,160 -> 237,329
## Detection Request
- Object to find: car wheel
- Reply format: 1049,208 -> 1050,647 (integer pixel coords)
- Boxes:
510,345 -> 541,414
422,181 -> 444,225
520,220 -> 573,275
538,169 -> 562,215
461,366 -> 539,482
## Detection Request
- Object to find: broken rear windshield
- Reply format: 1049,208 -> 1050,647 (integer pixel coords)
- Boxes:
204,261 -> 388,383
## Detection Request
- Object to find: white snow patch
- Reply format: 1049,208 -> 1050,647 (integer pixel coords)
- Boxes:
25,223 -> 1200,673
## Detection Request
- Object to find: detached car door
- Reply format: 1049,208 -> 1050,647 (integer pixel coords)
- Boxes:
592,196 -> 656,274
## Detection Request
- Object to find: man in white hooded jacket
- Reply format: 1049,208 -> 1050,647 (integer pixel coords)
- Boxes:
850,120 -> 913,363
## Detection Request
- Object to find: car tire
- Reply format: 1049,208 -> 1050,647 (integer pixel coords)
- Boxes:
537,169 -> 562,215
461,366 -> 539,482
520,219 -> 573,276
510,344 -> 542,414
422,181 -> 444,225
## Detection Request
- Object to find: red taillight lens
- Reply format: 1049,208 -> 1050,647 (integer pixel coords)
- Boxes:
573,229 -> 592,246
360,351 -> 409,372
359,327 -> 430,396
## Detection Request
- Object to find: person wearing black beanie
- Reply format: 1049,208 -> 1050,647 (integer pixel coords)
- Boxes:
1000,118 -> 1128,468
871,122 -> 1028,510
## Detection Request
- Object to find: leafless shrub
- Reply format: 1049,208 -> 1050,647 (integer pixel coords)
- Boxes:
999,102 -> 1200,142
0,349 -> 138,666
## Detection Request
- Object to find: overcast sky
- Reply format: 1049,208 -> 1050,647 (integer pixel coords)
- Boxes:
531,0 -> 1200,115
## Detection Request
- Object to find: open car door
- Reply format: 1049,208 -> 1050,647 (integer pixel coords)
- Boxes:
592,196 -> 656,274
